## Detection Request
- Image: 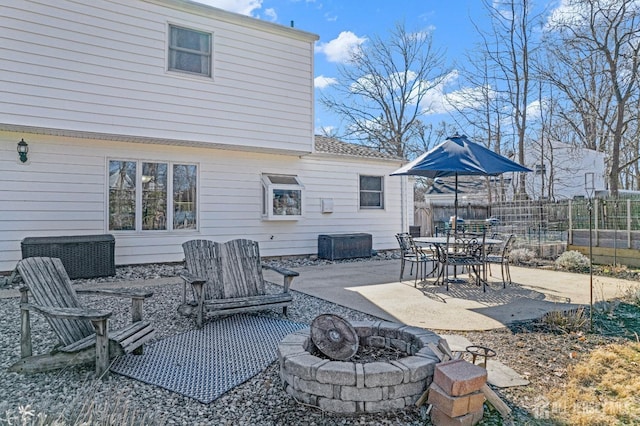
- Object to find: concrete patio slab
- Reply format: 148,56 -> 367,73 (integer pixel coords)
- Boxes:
265,259 -> 638,331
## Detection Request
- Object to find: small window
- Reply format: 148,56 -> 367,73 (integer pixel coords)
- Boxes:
535,164 -> 546,175
360,175 -> 384,209
168,25 -> 211,77
262,174 -> 304,220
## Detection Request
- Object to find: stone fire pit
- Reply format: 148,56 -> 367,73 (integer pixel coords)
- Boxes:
278,320 -> 441,414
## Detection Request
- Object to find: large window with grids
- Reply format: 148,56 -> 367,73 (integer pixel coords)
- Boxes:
168,24 -> 212,77
108,160 -> 197,231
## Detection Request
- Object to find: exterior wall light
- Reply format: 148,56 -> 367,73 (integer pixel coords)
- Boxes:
17,138 -> 29,163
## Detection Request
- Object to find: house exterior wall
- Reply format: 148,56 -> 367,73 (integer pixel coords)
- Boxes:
524,141 -> 606,200
0,132 -> 406,272
0,1 -> 411,273
0,0 -> 317,154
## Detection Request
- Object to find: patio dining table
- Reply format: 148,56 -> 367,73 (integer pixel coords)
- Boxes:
414,236 -> 504,246
414,236 -> 503,290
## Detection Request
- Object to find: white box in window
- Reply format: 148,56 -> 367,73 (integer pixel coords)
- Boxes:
262,174 -> 304,220
321,198 -> 334,213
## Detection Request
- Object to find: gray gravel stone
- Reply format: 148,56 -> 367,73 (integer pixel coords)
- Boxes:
0,255 -> 426,425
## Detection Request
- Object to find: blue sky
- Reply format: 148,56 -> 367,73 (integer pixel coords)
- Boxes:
192,0 -> 562,136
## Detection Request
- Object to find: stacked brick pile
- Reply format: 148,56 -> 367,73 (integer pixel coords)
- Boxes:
427,359 -> 487,426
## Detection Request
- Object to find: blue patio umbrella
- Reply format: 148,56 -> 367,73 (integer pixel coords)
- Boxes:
391,134 -> 532,230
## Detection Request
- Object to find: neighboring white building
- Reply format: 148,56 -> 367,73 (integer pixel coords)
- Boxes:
524,140 -> 606,200
0,0 -> 411,272
422,140 -> 607,205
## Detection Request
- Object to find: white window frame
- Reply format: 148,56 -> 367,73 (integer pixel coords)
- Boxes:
167,24 -> 212,78
261,174 -> 304,221
359,175 -> 385,209
107,159 -> 198,232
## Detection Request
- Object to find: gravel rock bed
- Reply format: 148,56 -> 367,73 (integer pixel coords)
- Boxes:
4,253 -> 633,424
0,254 -> 429,425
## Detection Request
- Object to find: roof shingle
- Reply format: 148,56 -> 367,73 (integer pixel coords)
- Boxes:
314,135 -> 402,160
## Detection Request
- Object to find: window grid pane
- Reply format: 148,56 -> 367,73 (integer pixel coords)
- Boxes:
173,164 -> 197,229
273,189 -> 302,216
359,176 -> 384,209
168,25 -> 211,76
109,161 -> 137,230
142,163 -> 167,230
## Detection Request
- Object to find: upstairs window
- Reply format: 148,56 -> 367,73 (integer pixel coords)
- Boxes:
262,174 -> 304,220
168,25 -> 211,77
359,175 -> 384,209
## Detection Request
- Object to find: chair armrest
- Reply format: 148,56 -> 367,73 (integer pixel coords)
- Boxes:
262,264 -> 298,292
76,289 -> 153,323
77,289 -> 154,299
179,271 -> 207,285
262,264 -> 300,277
22,303 -> 112,321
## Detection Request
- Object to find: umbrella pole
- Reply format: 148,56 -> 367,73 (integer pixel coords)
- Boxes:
454,173 -> 459,234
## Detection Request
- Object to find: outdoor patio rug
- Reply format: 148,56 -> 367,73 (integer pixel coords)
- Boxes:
111,314 -> 307,403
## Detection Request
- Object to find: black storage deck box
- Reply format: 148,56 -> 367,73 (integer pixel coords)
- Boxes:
318,233 -> 372,260
21,234 -> 116,279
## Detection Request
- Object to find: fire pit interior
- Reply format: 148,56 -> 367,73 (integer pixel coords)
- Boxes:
278,318 -> 441,414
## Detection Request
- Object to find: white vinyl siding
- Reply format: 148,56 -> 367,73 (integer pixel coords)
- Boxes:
0,0 -> 317,153
0,132 -> 405,271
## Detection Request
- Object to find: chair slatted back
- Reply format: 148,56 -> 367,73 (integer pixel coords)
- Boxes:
219,239 -> 264,298
396,233 -> 417,256
502,234 -> 516,258
182,239 -> 265,300
16,257 -> 95,346
395,233 -> 410,252
449,232 -> 485,261
182,239 -> 224,300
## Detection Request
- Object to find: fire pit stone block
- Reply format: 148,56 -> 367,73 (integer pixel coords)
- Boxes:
278,320 -> 439,413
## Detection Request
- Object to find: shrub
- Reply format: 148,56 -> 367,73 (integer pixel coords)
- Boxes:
542,307 -> 589,333
555,250 -> 590,272
621,286 -> 640,307
509,248 -> 536,265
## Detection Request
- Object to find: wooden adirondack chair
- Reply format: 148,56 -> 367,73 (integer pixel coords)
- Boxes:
10,257 -> 155,378
178,239 -> 299,328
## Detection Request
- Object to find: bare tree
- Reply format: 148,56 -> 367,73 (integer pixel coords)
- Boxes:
448,0 -> 542,200
319,22 -> 450,159
478,0 -> 542,199
542,0 -> 640,195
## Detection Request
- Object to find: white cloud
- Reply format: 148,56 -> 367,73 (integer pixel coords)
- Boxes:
191,0 -> 263,16
419,70 -> 496,115
546,0 -> 640,31
314,75 -> 337,89
546,0 -> 583,29
264,8 -> 277,21
316,31 -> 367,63
324,12 -> 338,22
525,100 -> 542,120
315,125 -> 336,136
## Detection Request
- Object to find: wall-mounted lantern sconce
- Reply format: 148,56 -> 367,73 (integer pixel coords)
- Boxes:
17,139 -> 29,163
